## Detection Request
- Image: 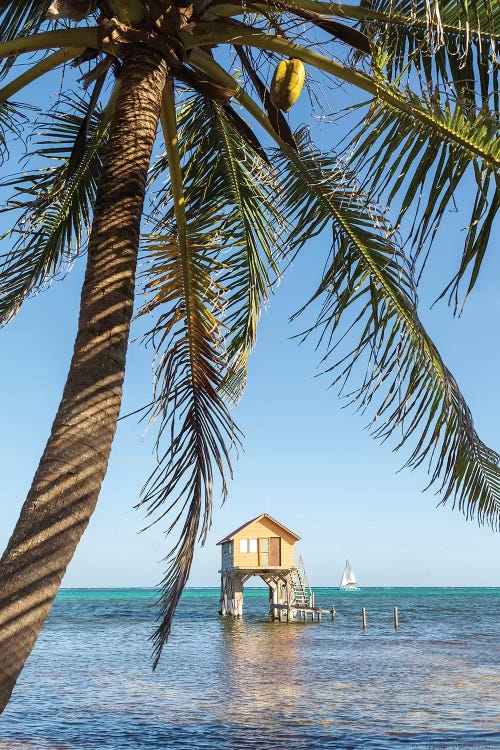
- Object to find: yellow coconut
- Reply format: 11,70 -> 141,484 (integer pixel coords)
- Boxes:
270,58 -> 306,113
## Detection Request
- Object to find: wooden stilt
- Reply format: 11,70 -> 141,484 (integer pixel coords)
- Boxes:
362,607 -> 367,630
219,559 -> 322,624
394,606 -> 399,630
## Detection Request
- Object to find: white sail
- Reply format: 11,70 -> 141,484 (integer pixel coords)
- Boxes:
345,561 -> 357,585
339,560 -> 359,590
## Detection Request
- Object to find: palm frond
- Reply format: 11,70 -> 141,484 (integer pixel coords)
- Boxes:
344,87 -> 500,307
0,0 -> 51,42
0,0 -> 52,78
139,81 -> 252,665
150,89 -> 284,401
0,100 -> 35,163
140,224 -> 237,664
205,100 -> 285,397
277,128 -> 500,528
0,90 -> 109,323
359,0 -> 500,110
138,224 -> 238,664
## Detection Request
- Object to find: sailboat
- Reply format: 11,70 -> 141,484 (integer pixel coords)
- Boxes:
338,560 -> 360,591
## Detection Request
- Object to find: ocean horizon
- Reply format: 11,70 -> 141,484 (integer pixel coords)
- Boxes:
1,586 -> 498,749
54,585 -> 500,597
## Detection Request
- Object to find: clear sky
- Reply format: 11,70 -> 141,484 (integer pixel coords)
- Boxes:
0,55 -> 498,589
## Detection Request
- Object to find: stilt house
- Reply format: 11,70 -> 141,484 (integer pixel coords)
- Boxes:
218,513 -> 320,621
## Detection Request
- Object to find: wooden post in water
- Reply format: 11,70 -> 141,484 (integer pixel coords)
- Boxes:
394,606 -> 399,630
331,606 -> 336,620
362,607 -> 367,630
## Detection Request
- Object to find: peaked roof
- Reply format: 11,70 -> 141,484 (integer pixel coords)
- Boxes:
217,513 -> 301,544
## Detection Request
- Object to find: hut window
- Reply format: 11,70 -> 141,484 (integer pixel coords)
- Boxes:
239,539 -> 248,553
249,538 -> 258,553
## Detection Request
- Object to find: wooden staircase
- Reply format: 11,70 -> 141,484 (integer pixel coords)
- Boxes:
292,555 -> 314,607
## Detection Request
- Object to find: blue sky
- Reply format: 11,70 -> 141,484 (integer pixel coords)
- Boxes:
0,53 -> 498,589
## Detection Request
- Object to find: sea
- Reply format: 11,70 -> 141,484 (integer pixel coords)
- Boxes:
0,587 -> 498,750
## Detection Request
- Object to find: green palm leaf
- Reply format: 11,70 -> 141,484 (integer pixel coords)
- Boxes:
344,86 -> 500,307
0,0 -> 51,42
198,100 -> 284,398
0,0 -> 52,78
138,81 -> 252,665
277,128 -> 500,528
0,90 -> 109,323
139,225 -> 238,665
359,0 -> 500,110
150,89 -> 284,400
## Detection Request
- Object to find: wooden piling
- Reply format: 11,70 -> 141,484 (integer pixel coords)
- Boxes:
394,606 -> 399,630
362,607 -> 367,630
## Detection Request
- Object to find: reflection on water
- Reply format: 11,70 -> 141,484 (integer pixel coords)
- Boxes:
0,588 -> 499,749
221,617 -> 302,725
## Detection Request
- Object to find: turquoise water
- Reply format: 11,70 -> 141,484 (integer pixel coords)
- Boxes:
1,587 -> 499,749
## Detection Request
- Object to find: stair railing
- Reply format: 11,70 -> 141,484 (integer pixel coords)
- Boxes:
294,555 -> 314,606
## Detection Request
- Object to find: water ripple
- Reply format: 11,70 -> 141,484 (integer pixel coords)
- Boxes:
1,588 -> 499,749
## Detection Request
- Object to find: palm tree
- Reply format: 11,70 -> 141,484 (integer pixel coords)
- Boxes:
0,0 -> 498,711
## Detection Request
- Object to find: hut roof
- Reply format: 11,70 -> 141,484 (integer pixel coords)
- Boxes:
217,513 -> 301,544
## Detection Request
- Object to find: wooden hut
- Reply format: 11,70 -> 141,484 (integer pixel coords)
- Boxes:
218,513 -> 320,621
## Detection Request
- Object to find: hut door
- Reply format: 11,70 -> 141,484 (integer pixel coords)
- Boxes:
258,538 -> 269,566
270,537 -> 281,566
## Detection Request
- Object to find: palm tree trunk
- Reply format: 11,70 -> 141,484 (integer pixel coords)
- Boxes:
0,46 -> 168,712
